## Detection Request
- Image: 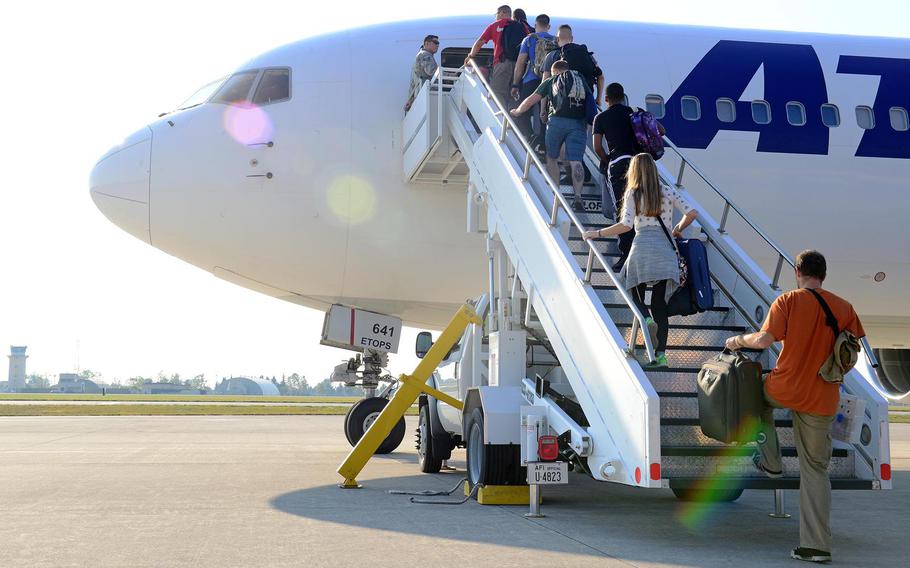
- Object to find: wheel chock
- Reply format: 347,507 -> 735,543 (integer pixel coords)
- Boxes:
463,481 -> 541,505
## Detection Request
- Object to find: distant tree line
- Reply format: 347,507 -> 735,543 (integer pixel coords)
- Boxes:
17,370 -> 361,396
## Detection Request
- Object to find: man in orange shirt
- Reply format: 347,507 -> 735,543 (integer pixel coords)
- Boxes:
725,250 -> 864,564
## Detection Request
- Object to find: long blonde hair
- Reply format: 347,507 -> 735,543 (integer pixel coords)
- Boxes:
624,153 -> 661,217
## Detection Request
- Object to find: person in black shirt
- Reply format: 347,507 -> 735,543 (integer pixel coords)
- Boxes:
593,82 -> 664,269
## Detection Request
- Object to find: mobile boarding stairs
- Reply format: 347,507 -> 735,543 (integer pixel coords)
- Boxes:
400,63 -> 892,500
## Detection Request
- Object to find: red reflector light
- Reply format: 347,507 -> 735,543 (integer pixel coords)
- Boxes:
650,463 -> 661,480
538,435 -> 559,461
634,467 -> 642,484
881,463 -> 891,481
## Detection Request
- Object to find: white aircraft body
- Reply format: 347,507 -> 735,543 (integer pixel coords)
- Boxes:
90,17 -> 910,387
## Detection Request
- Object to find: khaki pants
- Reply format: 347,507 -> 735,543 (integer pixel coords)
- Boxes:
757,388 -> 835,552
490,60 -> 516,110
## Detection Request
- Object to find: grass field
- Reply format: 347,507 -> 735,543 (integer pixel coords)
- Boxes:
0,404 -> 419,417
0,394 -> 360,404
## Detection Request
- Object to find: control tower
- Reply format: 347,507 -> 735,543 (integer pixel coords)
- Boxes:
8,346 -> 27,392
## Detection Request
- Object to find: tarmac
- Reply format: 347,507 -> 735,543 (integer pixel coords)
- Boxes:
0,415 -> 906,568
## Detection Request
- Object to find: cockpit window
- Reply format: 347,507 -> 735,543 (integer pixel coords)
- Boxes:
177,77 -> 226,110
253,68 -> 291,105
211,70 -> 259,105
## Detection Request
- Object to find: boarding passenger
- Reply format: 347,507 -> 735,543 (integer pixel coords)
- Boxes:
581,153 -> 697,368
593,82 -> 665,269
464,5 -> 528,109
510,14 -> 556,146
404,34 -> 440,112
511,60 -> 590,211
724,250 -> 865,564
540,24 -> 604,107
512,8 -> 534,34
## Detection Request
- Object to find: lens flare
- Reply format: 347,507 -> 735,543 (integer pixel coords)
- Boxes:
223,102 -> 274,145
675,417 -> 763,529
326,175 -> 376,225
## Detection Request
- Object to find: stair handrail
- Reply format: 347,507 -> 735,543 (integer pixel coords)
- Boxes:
461,60 -> 656,363
657,137 -> 880,371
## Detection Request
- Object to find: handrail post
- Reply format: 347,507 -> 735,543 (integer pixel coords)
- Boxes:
500,115 -> 509,142
718,202 -> 731,234
523,151 -> 532,180
771,254 -> 785,290
676,160 -> 687,188
584,248 -> 595,283
549,195 -> 560,226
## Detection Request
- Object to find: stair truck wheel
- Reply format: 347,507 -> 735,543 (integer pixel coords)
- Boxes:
344,397 -> 406,454
465,407 -> 524,488
671,487 -> 744,502
417,404 -> 444,473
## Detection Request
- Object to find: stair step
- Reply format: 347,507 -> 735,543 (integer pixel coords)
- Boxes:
634,344 -> 762,354
603,306 -> 735,328
561,191 -> 602,200
661,424 -> 797,448
616,322 -> 746,332
572,251 -> 623,261
661,453 -> 854,478
660,396 -> 787,421
661,446 -> 848,458
601,303 -> 730,314
666,477 -> 871,491
647,368 -> 770,394
660,418 -> 792,427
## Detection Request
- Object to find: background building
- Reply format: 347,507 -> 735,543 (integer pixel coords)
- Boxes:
7,346 -> 28,392
214,377 -> 280,396
53,373 -> 102,394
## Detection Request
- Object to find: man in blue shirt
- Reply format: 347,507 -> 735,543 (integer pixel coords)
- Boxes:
510,14 -> 556,147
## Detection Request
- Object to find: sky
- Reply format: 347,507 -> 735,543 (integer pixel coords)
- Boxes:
1,0 -> 907,387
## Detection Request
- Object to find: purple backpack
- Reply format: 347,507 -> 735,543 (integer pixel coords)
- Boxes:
630,108 -> 665,160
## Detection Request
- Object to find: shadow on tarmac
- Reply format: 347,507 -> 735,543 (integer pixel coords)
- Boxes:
270,467 -> 907,566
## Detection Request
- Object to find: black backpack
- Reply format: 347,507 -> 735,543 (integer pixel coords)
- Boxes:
500,21 -> 529,62
559,43 -> 597,87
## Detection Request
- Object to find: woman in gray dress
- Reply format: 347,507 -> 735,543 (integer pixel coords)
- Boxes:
582,153 -> 698,368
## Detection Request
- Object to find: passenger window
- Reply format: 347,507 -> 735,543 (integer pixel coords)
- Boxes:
751,100 -> 771,124
253,68 -> 291,105
681,96 -> 701,121
211,70 -> 259,104
820,104 -> 840,127
645,95 -> 665,119
856,106 -> 875,130
716,98 -> 736,123
786,102 -> 807,126
889,107 -> 909,131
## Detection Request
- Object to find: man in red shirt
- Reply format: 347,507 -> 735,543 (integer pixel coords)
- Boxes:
464,5 -> 516,110
726,250 -> 865,564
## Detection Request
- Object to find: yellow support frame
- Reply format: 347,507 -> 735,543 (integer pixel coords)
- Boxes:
337,303 -> 482,488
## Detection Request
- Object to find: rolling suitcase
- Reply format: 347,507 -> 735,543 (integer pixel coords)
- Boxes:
696,350 -> 764,443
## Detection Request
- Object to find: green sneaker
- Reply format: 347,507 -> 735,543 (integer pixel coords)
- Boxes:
643,353 -> 669,369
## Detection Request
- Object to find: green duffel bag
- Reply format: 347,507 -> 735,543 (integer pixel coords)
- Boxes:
697,350 -> 765,444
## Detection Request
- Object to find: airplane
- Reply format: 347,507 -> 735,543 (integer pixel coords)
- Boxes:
88,15 -> 910,398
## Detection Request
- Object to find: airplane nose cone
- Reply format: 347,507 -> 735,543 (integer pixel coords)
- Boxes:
90,127 -> 153,243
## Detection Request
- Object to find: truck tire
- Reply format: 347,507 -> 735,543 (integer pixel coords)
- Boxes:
345,397 -> 406,454
417,404 -> 443,473
465,407 -> 524,488
671,487 -> 744,502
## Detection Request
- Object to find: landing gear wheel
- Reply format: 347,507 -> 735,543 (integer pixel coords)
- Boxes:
417,404 -> 443,473
671,487 -> 744,502
465,407 -> 524,488
343,404 -> 357,446
344,397 -> 406,454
